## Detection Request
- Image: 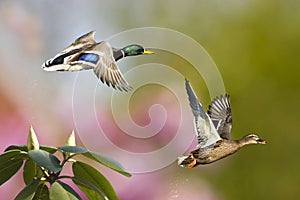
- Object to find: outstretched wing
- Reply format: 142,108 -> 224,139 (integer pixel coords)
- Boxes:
92,41 -> 132,91
71,41 -> 132,91
185,79 -> 221,148
207,94 -> 232,139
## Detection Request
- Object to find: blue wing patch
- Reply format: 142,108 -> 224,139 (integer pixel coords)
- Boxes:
78,53 -> 99,64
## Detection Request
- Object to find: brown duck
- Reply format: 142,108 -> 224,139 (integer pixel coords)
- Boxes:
178,79 -> 266,168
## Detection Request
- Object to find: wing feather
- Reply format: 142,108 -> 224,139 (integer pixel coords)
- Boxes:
207,94 -> 232,139
91,41 -> 132,91
185,79 -> 221,148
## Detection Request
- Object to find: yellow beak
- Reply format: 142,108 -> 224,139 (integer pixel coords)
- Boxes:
143,49 -> 155,54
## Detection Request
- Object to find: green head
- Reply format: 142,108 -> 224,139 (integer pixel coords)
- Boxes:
122,44 -> 154,57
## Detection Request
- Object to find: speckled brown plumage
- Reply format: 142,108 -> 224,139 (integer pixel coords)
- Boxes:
178,80 -> 266,168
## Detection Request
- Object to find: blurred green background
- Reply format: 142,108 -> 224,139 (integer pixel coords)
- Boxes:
0,0 -> 299,199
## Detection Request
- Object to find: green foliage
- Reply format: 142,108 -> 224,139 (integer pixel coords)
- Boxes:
0,126 -> 131,200
28,150 -> 62,173
58,146 -> 131,177
5,144 -> 57,154
72,161 -> 118,200
0,150 -> 27,185
83,151 -> 132,177
29,150 -> 62,173
58,146 -> 88,154
49,181 -> 81,200
33,183 -> 50,200
23,159 -> 43,185
15,180 -> 41,200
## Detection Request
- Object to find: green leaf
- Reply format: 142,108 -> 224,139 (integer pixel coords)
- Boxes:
72,161 -> 118,200
27,126 -> 40,150
0,150 -> 27,185
15,180 -> 41,200
5,145 -> 28,152
5,145 -> 57,154
0,159 -> 23,186
57,146 -> 131,177
57,146 -> 88,154
0,149 -> 27,162
83,151 -> 131,177
65,176 -> 105,200
56,181 -> 81,199
40,145 -> 58,154
75,183 -> 104,200
28,150 -> 61,173
23,159 -> 43,185
49,181 -> 81,200
33,183 -> 50,200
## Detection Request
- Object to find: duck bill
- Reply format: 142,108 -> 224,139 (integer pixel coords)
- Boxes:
257,139 -> 266,144
143,49 -> 155,54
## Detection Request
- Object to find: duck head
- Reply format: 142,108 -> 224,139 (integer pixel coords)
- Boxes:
240,134 -> 266,145
122,44 -> 154,57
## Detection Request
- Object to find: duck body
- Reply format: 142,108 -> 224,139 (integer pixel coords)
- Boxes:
179,140 -> 240,167
178,79 -> 266,168
42,31 -> 154,91
194,140 -> 240,164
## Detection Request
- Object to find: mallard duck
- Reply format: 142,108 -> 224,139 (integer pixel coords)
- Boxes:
42,31 -> 154,91
178,79 -> 266,168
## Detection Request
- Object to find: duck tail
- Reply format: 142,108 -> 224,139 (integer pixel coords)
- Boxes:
177,154 -> 197,168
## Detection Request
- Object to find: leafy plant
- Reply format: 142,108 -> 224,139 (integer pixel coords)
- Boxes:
0,126 -> 131,200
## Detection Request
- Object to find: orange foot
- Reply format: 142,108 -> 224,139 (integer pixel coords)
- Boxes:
187,158 -> 197,168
